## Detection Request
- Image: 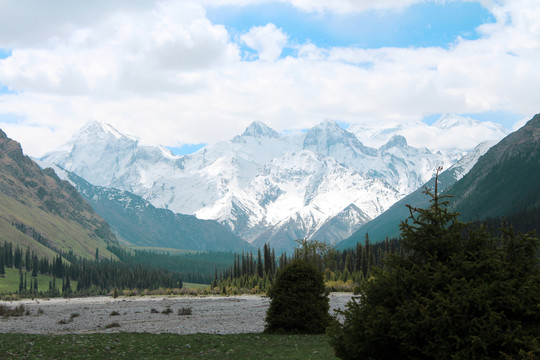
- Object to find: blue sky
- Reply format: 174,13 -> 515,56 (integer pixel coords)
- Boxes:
208,1 -> 495,50
0,0 -> 538,156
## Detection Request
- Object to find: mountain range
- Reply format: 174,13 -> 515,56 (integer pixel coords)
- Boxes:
40,116 -> 508,253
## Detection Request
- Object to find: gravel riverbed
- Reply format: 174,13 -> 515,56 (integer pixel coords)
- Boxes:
0,293 -> 354,335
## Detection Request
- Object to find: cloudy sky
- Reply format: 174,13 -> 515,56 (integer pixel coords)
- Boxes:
0,0 -> 539,157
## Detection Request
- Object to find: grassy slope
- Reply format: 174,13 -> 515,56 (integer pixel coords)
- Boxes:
0,333 -> 338,359
0,129 -> 119,261
0,192 -> 116,261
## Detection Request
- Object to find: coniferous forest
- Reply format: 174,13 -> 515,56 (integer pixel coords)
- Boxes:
214,238 -> 403,293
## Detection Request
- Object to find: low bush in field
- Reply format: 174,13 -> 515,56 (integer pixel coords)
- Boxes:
161,307 -> 173,315
177,307 -> 192,316
105,321 -> 120,329
0,304 -> 26,317
325,280 -> 355,293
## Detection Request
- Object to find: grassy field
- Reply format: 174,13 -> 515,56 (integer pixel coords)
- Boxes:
0,267 -> 207,295
0,267 -> 77,295
0,333 -> 338,359
182,282 -> 210,290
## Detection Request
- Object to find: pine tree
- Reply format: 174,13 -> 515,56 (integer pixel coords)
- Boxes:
31,255 -> 38,278
18,268 -> 23,292
0,251 -> 5,277
257,249 -> 264,278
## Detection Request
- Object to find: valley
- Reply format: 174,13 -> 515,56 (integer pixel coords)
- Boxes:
0,293 -> 352,334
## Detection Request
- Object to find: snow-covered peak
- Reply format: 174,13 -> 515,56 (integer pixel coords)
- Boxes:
379,135 -> 408,151
238,121 -> 281,139
433,114 -> 478,129
41,118 -> 499,253
76,120 -> 137,142
350,115 -> 509,154
303,120 -> 374,157
41,120 -> 183,190
444,140 -> 497,180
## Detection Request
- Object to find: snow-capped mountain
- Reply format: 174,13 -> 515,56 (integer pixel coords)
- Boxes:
41,117 -> 506,253
349,114 -> 509,159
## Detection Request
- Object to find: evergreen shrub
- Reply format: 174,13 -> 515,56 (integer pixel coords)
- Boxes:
264,259 -> 330,334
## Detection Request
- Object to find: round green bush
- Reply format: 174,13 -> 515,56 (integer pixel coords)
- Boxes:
264,260 -> 330,334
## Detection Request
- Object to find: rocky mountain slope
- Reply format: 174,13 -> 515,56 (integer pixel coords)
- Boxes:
336,140 -> 497,249
0,129 -> 118,260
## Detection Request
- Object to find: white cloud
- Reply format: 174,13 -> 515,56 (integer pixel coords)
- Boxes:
0,0 -> 539,157
0,1 -> 239,97
241,24 -> 288,61
199,0 -> 426,14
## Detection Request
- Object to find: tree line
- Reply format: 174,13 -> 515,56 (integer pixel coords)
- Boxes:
107,246 -> 235,284
214,238 -> 403,293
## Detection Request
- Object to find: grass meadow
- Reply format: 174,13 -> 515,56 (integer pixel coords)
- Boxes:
0,333 -> 338,359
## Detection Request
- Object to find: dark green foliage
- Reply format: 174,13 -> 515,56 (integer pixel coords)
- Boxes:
328,187 -> 540,360
0,251 -> 4,277
161,307 -> 173,315
265,260 -> 330,334
104,321 -> 120,329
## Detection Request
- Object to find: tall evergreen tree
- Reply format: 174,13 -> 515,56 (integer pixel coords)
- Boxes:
257,249 -> 264,278
0,253 -> 5,277
329,172 -> 540,360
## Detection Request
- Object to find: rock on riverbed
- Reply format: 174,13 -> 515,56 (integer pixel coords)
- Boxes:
0,293 -> 354,334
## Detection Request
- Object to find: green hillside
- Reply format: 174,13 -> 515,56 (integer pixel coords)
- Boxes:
0,129 -> 119,260
449,113 -> 540,220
